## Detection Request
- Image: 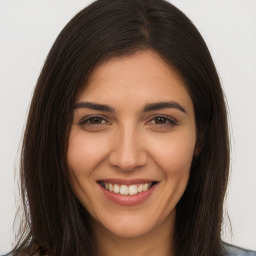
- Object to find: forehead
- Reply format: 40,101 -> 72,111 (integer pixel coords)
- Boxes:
86,50 -> 185,89
76,50 -> 193,114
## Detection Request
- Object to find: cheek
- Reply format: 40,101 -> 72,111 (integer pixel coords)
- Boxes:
67,131 -> 111,214
67,130 -> 110,174
149,131 -> 196,176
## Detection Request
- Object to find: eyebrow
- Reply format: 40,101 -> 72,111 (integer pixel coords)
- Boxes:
73,102 -> 115,112
142,101 -> 186,113
73,101 -> 186,114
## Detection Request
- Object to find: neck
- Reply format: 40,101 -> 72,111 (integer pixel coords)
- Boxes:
93,212 -> 175,256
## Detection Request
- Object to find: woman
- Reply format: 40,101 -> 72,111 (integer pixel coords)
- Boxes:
6,0 -> 256,255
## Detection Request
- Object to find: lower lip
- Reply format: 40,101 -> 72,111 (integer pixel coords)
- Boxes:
98,183 -> 158,206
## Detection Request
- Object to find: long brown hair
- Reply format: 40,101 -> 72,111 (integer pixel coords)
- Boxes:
12,0 -> 229,255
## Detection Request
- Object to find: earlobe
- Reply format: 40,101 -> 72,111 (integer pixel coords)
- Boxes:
194,146 -> 200,158
192,142 -> 202,168
194,127 -> 205,157
194,140 -> 203,157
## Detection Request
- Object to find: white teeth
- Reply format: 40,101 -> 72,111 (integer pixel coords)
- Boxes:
113,184 -> 119,193
142,183 -> 149,191
102,182 -> 154,195
128,185 -> 138,195
120,185 -> 129,195
138,184 -> 143,193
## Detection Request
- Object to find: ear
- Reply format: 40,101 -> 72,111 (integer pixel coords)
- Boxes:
194,127 -> 205,157
194,145 -> 201,157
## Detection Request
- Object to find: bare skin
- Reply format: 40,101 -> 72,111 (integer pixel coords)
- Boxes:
93,209 -> 174,256
67,50 -> 196,256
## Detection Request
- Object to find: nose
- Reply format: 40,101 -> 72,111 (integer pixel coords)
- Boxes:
108,126 -> 148,171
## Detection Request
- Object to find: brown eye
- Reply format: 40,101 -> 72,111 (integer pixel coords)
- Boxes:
88,117 -> 104,125
145,115 -> 178,132
154,117 -> 168,124
78,116 -> 109,128
152,116 -> 176,125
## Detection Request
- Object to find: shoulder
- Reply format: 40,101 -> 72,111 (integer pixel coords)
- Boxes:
223,243 -> 256,256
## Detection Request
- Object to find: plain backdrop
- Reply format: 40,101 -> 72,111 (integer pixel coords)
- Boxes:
0,0 -> 256,254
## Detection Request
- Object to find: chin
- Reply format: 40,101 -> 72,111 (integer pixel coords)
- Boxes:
93,208 -> 175,240
103,221 -> 155,239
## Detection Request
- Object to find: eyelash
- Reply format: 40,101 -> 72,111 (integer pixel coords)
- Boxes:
78,115 -> 178,129
78,115 -> 110,127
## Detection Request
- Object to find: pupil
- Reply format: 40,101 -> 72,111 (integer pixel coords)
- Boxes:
155,117 -> 166,124
91,117 -> 102,124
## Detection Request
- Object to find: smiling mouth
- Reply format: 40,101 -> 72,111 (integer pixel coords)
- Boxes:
98,181 -> 158,196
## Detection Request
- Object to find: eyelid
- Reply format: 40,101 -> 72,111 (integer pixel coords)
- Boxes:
77,114 -> 178,130
146,114 -> 178,124
78,115 -> 111,126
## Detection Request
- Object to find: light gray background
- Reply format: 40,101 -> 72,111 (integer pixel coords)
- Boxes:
0,0 -> 255,254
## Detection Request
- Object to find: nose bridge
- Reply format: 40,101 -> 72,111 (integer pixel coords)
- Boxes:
109,122 -> 147,171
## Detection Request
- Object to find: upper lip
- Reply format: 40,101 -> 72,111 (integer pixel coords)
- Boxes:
97,179 -> 157,185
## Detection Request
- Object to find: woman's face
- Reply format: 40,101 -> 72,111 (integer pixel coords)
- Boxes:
67,50 -> 196,239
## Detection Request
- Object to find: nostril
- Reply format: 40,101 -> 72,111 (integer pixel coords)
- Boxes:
109,148 -> 148,171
